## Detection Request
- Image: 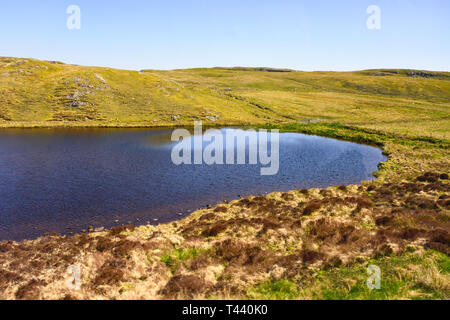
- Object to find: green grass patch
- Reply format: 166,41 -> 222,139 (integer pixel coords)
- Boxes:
309,250 -> 449,300
161,247 -> 203,274
247,280 -> 300,300
247,250 -> 449,300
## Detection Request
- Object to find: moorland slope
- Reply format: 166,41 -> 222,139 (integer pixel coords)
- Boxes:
0,57 -> 449,300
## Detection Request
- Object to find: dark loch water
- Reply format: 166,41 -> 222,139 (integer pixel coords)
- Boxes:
0,128 -> 386,241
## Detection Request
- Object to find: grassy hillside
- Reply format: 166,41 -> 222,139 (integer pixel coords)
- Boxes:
1,57 -> 449,141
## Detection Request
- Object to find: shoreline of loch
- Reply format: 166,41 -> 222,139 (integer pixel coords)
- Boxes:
0,123 -> 387,241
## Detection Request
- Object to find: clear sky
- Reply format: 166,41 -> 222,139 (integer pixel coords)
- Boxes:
1,0 -> 449,71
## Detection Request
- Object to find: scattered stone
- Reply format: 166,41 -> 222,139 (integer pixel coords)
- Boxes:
94,73 -> 106,83
13,60 -> 28,66
17,69 -> 33,75
70,101 -> 86,108
67,91 -> 81,100
296,118 -> 322,124
205,115 -> 220,122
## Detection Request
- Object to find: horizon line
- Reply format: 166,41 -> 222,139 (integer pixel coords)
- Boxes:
2,56 -> 450,74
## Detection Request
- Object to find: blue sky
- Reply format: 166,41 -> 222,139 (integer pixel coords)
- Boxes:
1,0 -> 449,71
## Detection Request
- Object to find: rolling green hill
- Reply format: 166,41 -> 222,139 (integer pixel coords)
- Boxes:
1,57 -> 449,141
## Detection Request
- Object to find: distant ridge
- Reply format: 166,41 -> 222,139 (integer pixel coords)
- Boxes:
214,67 -> 296,73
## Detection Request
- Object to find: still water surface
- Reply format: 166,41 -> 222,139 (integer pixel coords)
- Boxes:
0,128 -> 386,240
